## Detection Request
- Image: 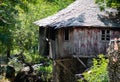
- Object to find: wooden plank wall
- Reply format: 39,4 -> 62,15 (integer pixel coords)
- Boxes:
111,30 -> 120,39
49,40 -> 56,59
55,27 -> 120,58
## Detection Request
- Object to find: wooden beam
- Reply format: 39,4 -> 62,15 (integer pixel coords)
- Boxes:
55,60 -> 73,74
73,55 -> 87,68
56,58 -> 73,61
73,55 -> 108,58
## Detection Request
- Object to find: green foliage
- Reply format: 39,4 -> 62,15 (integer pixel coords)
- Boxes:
0,0 -> 17,54
0,0 -> 74,56
24,52 -> 44,63
79,55 -> 108,82
1,1 -> 72,80
95,0 -> 120,10
35,60 -> 53,81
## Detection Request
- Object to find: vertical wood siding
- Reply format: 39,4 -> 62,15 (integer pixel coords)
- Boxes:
49,40 -> 56,58
55,27 -> 120,58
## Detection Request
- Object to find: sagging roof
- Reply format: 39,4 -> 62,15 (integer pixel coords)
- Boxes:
34,0 -> 120,28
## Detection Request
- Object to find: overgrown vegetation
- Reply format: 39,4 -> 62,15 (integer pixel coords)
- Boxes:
7,54 -> 53,81
0,0 -> 74,81
79,55 -> 108,82
95,0 -> 120,10
0,0 -> 74,57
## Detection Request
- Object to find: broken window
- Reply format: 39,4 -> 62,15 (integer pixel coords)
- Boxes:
101,30 -> 110,41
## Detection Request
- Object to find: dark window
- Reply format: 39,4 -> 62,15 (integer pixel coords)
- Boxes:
101,30 -> 110,41
64,29 -> 69,40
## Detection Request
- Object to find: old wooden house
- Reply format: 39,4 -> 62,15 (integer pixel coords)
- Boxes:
34,0 -> 120,81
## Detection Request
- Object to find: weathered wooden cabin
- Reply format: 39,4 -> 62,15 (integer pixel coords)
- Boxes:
34,0 -> 120,81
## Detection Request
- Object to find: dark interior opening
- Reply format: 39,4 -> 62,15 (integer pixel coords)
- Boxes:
50,28 -> 55,40
46,28 -> 55,40
64,29 -> 69,40
39,27 -> 49,56
43,40 -> 49,56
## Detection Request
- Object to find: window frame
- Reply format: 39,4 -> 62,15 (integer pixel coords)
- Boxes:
101,30 -> 110,41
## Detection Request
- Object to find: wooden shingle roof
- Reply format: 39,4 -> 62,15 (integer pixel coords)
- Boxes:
34,0 -> 120,28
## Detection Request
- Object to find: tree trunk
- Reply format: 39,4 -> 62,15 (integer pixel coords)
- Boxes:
7,48 -> 10,63
107,38 -> 120,82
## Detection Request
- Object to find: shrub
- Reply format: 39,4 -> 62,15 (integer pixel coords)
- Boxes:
79,55 -> 108,82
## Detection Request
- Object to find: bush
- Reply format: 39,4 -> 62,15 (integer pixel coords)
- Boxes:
36,60 -> 53,81
23,52 -> 44,64
79,55 -> 108,82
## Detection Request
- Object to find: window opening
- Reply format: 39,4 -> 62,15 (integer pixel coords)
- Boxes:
64,29 -> 69,40
101,30 -> 110,41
